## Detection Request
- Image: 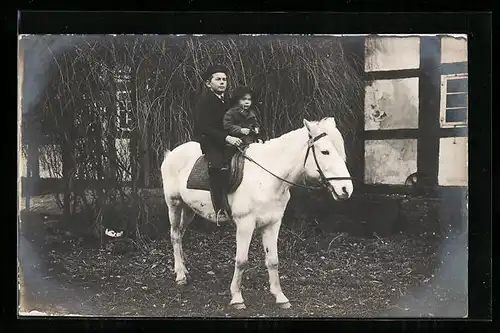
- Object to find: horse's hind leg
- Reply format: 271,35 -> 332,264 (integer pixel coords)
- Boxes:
167,199 -> 193,285
178,205 -> 196,273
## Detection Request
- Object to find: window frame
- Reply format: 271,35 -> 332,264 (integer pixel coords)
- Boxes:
115,89 -> 132,132
440,73 -> 468,128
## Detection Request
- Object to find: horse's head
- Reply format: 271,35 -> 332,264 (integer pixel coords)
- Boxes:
303,118 -> 353,201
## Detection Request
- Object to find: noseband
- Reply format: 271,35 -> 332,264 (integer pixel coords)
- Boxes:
304,132 -> 352,192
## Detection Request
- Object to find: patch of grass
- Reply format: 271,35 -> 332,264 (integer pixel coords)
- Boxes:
21,208 -> 441,317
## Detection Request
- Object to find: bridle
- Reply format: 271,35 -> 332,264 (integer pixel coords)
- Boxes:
304,132 -> 353,192
236,131 -> 352,192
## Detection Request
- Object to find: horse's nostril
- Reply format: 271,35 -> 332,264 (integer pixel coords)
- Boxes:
342,186 -> 348,194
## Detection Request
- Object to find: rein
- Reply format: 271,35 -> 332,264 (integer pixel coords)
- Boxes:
235,131 -> 352,191
236,146 -> 323,190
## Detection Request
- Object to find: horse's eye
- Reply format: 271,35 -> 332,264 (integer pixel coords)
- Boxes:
321,150 -> 330,155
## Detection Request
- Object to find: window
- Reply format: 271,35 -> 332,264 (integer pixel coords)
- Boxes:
440,73 -> 468,128
113,65 -> 133,132
116,89 -> 132,132
114,65 -> 132,83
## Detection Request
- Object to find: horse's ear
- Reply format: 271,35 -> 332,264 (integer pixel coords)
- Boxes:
328,116 -> 337,127
303,119 -> 313,132
320,116 -> 337,128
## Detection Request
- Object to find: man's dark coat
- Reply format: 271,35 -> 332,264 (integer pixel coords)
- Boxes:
193,90 -> 233,168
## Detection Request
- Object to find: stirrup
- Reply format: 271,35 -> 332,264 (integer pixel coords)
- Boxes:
215,208 -> 231,226
215,209 -> 227,226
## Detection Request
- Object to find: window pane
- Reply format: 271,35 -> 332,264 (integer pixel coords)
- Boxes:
446,93 -> 467,108
445,108 -> 467,123
447,78 -> 467,93
119,112 -> 128,128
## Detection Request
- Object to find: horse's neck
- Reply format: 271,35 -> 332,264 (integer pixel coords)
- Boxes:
248,127 -> 308,193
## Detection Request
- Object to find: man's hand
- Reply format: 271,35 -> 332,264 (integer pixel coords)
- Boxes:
240,128 -> 251,135
254,127 -> 260,134
226,135 -> 243,147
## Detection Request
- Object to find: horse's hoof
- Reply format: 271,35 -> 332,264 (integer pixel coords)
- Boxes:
176,278 -> 188,285
278,302 -> 291,309
231,303 -> 246,310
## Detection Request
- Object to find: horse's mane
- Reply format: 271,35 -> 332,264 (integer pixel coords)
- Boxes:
259,118 -> 329,146
247,117 -> 346,159
255,117 -> 346,159
260,126 -> 307,147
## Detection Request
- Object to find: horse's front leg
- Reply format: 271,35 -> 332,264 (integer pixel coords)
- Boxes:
229,218 -> 255,309
261,221 -> 291,309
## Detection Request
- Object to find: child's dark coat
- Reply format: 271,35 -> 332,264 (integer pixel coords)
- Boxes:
223,106 -> 261,145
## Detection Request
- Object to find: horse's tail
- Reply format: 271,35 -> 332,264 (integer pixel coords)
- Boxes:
161,149 -> 171,177
163,149 -> 171,161
160,149 -> 172,195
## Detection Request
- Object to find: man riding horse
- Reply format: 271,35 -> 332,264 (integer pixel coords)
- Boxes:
192,65 -> 243,220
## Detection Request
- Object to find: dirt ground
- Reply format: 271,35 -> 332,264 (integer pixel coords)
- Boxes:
17,195 -> 468,318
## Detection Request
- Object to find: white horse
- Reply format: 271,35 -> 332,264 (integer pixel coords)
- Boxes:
160,117 -> 353,309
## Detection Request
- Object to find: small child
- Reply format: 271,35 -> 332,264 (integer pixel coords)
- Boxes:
223,86 -> 262,146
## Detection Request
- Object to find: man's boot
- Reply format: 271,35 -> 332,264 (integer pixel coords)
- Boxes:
208,167 -> 230,220
219,167 -> 232,217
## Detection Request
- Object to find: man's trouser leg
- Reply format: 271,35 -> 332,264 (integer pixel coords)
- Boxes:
208,167 -> 225,214
206,147 -> 231,217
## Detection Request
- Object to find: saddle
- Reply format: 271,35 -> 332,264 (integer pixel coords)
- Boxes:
186,149 -> 246,193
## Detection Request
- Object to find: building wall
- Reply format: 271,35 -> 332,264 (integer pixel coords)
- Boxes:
115,138 -> 132,182
364,77 -> 419,131
365,139 -> 418,185
438,36 -> 468,186
39,144 -> 63,178
363,35 -> 468,187
365,37 -> 420,72
19,153 -> 27,178
441,36 -> 468,64
33,139 -> 132,181
18,39 -> 26,179
364,37 -> 420,185
438,137 -> 468,186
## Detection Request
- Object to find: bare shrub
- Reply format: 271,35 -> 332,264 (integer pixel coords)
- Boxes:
22,35 -> 363,241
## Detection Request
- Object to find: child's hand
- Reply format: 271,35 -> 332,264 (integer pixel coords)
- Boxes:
240,128 -> 251,135
226,136 -> 243,147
